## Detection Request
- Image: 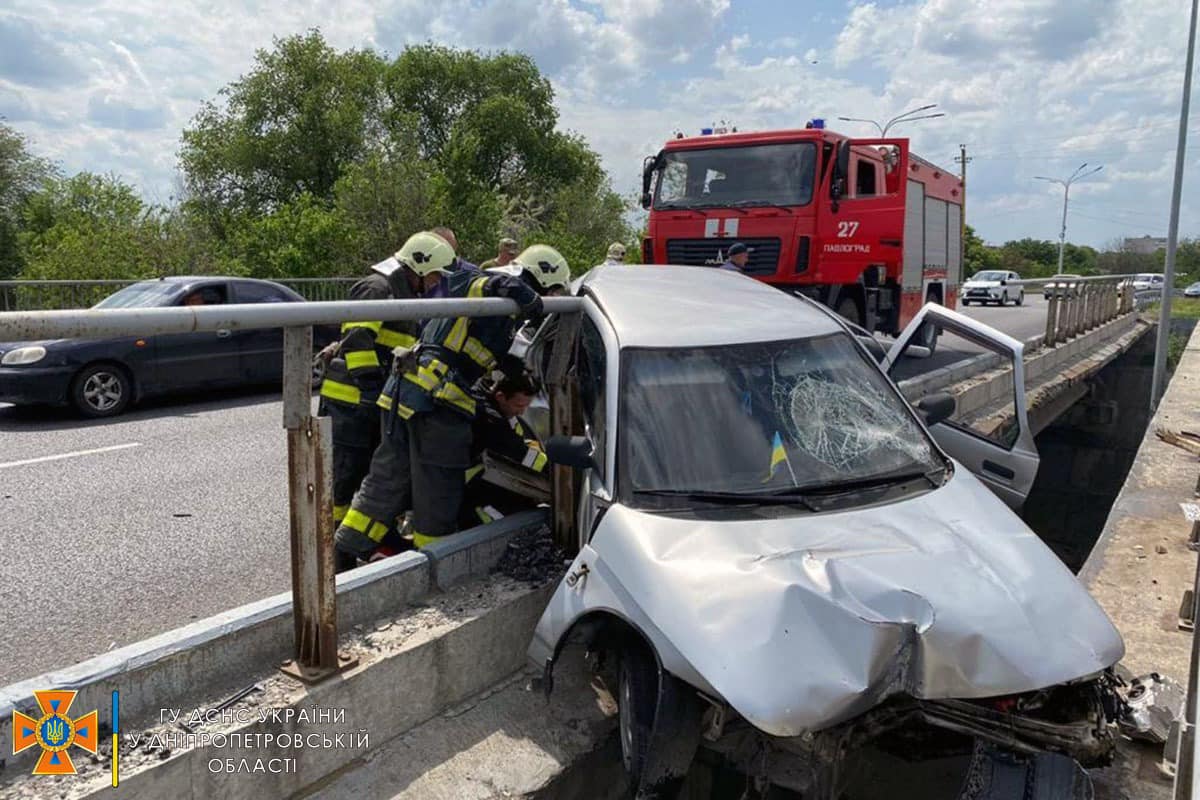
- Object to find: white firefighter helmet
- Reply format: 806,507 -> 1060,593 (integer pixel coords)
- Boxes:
513,244 -> 570,291
395,231 -> 456,277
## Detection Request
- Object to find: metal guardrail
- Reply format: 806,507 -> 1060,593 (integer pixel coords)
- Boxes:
1032,277 -> 1133,347
0,277 -> 359,311
0,297 -> 583,681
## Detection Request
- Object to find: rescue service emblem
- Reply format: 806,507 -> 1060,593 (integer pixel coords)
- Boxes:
11,690 -> 98,775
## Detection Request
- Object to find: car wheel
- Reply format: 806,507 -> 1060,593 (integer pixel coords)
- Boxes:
1016,291 -> 1024,306
962,299 -> 971,306
71,363 -> 131,418
835,296 -> 862,327
618,644 -> 658,785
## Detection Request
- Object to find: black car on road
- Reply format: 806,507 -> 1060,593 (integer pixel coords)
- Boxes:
0,277 -> 334,418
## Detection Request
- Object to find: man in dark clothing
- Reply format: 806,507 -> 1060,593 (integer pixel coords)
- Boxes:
462,371 -> 547,527
720,242 -> 752,272
335,242 -> 570,559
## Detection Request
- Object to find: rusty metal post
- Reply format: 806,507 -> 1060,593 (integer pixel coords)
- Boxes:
545,313 -> 582,554
280,325 -> 355,683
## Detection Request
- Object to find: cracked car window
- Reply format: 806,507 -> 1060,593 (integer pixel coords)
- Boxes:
622,333 -> 942,495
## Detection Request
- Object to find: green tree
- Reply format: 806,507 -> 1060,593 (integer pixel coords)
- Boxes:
179,32 -> 632,273
180,30 -> 388,221
18,173 -> 167,280
0,122 -> 57,279
219,192 -> 359,278
963,224 -> 1000,276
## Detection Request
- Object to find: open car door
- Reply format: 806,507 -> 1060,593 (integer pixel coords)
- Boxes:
884,304 -> 1039,510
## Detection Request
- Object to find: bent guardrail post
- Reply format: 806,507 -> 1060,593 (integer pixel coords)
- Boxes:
544,313 -> 582,553
279,324 -> 348,682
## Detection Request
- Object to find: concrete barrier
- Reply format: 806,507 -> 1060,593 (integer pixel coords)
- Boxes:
1077,322 -> 1200,800
0,509 -> 548,786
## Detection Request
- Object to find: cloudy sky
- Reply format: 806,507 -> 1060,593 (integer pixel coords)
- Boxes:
0,0 -> 1195,248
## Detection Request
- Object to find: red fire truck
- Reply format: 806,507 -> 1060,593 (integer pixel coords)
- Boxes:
640,121 -> 963,349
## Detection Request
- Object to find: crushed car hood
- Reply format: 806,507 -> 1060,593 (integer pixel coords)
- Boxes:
589,469 -> 1124,736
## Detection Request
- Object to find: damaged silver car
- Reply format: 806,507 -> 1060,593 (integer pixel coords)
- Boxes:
526,265 -> 1126,799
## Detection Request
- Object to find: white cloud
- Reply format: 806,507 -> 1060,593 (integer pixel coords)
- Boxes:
0,0 -> 1195,247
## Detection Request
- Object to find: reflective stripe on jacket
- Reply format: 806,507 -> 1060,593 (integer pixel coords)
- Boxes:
378,270 -> 537,420
319,272 -> 418,407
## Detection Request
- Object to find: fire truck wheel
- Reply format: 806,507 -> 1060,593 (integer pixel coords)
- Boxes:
835,296 -> 862,327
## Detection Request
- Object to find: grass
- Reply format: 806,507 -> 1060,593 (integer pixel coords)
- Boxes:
1144,296 -> 1200,319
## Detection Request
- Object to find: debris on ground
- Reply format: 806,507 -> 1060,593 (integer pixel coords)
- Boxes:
1118,672 -> 1185,744
494,524 -> 567,584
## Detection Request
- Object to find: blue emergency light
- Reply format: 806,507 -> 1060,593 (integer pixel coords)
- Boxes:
809,118 -> 825,129
700,127 -> 714,136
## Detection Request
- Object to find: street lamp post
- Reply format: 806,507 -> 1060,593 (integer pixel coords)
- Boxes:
837,104 -> 946,137
1034,164 -> 1104,275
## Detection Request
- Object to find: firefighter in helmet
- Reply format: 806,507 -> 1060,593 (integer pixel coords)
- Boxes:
334,238 -> 568,561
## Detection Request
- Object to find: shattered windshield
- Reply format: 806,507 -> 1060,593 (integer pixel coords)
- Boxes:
620,334 -> 944,499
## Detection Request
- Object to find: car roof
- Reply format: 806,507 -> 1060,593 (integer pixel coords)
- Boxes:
579,265 -> 843,348
133,276 -> 283,286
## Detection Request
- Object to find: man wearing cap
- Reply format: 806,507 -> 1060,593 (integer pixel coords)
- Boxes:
480,238 -> 519,270
601,242 -> 626,266
721,242 -> 752,272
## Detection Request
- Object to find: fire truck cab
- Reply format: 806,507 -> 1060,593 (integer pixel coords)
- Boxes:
641,121 -> 964,347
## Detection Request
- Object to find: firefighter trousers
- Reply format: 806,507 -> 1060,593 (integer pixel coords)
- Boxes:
334,405 -> 473,559
322,399 -> 382,525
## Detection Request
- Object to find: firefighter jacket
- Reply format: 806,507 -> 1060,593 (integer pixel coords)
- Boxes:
319,272 -> 418,408
465,395 -> 548,485
377,270 -> 538,421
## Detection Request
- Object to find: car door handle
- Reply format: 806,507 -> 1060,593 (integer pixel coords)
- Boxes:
216,329 -> 232,338
982,460 -> 1015,480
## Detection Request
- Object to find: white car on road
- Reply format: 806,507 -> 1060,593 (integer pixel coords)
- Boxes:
961,270 -> 1023,306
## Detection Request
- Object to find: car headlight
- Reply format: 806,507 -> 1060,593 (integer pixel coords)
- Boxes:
1,346 -> 47,365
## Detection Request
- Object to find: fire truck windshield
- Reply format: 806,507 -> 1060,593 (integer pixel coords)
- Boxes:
653,142 -> 816,210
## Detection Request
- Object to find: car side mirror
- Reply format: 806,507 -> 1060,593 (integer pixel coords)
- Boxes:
915,392 -> 956,427
1000,279 -> 1008,286
546,435 -> 596,471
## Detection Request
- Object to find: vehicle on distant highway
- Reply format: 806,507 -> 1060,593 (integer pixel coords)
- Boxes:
1043,273 -> 1083,299
1132,272 -> 1165,292
527,265 -> 1123,799
1184,281 -> 1200,298
961,269 -> 1023,306
0,277 -> 333,418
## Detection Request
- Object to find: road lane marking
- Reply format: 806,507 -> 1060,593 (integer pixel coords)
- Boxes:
0,442 -> 143,469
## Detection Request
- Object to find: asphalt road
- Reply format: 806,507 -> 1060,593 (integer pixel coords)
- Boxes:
890,293 -> 1050,381
0,296 -> 1051,686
